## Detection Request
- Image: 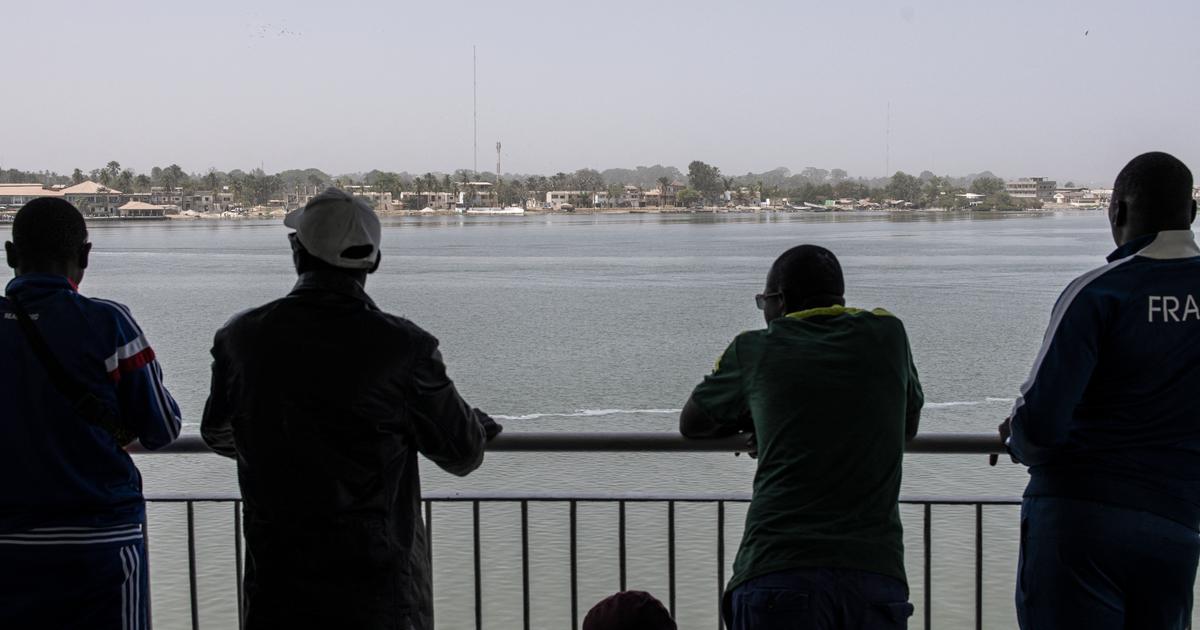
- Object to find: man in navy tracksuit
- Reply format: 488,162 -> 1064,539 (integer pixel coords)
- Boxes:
0,198 -> 182,629
1002,152 -> 1200,629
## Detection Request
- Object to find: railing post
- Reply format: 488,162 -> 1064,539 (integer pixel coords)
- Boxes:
570,501 -> 579,630
187,501 -> 199,630
924,503 -> 932,630
975,503 -> 983,630
521,500 -> 530,630
473,500 -> 482,630
717,501 -> 725,630
668,500 -> 676,618
618,500 -> 627,592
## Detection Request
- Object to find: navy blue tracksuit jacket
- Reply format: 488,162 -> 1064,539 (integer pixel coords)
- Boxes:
1009,229 -> 1200,528
0,273 -> 181,539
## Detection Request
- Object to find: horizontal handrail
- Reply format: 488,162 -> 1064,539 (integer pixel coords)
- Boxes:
130,431 -> 1004,455
142,490 -> 1023,503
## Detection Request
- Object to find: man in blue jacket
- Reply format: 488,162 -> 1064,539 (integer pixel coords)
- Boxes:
1002,152 -> 1200,629
0,197 -> 182,629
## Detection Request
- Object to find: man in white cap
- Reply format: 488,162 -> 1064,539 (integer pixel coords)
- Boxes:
202,188 -> 500,630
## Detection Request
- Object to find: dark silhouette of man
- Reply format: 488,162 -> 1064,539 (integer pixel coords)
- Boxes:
681,244 -> 923,630
202,188 -> 500,630
1,197 -> 181,629
1002,152 -> 1200,629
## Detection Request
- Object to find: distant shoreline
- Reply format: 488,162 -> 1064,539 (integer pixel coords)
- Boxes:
49,207 -> 1104,224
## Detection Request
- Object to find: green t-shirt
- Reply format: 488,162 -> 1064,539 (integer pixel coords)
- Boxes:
690,305 -> 923,593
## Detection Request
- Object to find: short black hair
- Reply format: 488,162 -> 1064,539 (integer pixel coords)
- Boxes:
289,233 -> 372,279
12,197 -> 87,265
1113,152 -> 1194,214
768,244 -> 844,302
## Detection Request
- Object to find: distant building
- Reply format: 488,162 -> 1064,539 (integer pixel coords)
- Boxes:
621,185 -> 643,208
342,185 -> 393,208
545,190 -> 582,210
459,182 -> 498,207
0,183 -> 63,208
1006,177 -> 1056,200
150,187 -> 184,208
399,191 -> 454,209
116,201 -> 168,218
62,181 -> 124,216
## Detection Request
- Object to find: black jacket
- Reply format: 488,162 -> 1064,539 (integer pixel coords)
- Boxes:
202,271 -> 491,629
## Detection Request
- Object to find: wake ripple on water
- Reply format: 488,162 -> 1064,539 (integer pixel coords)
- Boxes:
925,397 -> 1015,409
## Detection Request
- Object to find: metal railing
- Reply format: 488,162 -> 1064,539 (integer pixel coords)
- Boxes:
132,431 -> 1003,455
138,432 -> 1010,630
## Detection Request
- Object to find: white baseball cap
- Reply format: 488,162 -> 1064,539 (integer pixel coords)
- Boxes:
284,188 -> 382,270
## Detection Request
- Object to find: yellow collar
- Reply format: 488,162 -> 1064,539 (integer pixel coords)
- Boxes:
785,305 -> 893,320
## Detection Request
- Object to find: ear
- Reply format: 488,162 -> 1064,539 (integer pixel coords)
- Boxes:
78,242 -> 92,270
5,241 -> 18,271
368,252 -> 381,274
1190,199 -> 1197,225
1112,200 -> 1128,227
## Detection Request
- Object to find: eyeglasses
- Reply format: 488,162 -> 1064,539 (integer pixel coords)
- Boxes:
755,292 -> 783,310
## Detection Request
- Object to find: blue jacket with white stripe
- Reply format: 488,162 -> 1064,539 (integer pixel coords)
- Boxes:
0,274 -> 181,543
1010,229 -> 1200,527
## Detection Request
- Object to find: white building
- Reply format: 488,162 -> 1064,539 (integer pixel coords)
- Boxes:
458,182 -> 497,207
399,191 -> 454,209
1006,177 -> 1056,200
545,190 -> 582,209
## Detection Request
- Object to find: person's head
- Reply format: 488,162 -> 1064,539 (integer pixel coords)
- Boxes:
1108,152 -> 1197,247
582,591 -> 676,630
284,187 -> 382,284
758,244 -> 845,323
5,197 -> 91,285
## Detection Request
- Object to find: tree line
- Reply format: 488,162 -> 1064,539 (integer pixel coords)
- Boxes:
2,161 -> 1044,210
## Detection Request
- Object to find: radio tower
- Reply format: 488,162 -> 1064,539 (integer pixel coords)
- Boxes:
496,141 -> 502,207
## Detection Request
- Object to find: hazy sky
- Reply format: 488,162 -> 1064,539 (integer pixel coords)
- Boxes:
4,0 -> 1199,184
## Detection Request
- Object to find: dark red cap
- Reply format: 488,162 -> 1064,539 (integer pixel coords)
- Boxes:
582,591 -> 677,630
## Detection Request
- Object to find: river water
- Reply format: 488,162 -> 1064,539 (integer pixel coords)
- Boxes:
6,211 -> 1184,629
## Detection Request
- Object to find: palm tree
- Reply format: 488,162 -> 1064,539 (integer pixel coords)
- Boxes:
105,161 -> 121,186
118,169 -> 135,193
607,183 -> 623,208
657,176 -> 671,208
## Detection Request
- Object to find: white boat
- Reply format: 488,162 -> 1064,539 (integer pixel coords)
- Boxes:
464,206 -> 525,215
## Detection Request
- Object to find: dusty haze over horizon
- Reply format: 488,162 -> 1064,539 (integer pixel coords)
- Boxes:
3,0 -> 1198,185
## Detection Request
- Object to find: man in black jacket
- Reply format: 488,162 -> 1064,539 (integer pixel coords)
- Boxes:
202,188 -> 500,630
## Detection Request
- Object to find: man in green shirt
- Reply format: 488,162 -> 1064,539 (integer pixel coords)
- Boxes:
680,244 -> 923,630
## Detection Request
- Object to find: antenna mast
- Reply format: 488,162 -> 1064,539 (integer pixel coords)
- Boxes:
473,45 -> 478,177
496,141 -> 502,207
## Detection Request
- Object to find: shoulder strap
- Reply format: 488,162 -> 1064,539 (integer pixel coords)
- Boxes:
8,296 -> 136,446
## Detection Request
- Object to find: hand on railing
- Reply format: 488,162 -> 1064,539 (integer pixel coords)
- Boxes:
989,417 -> 1014,466
476,409 -> 503,441
734,433 -> 758,459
